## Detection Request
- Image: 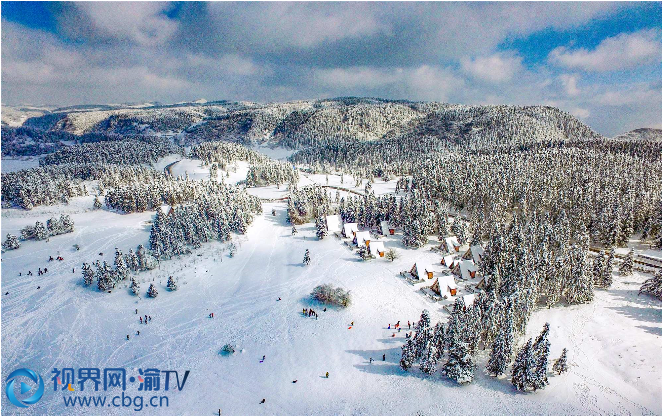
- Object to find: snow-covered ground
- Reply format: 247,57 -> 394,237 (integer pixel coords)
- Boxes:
2,193 -> 661,415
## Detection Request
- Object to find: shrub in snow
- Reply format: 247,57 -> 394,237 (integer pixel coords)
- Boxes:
303,249 -> 311,266
2,234 -> 20,250
220,344 -> 236,355
553,348 -> 568,375
639,270 -> 662,301
130,278 -> 140,296
385,248 -> 398,262
620,249 -> 634,276
147,284 -> 159,298
311,284 -> 351,308
167,276 -> 178,291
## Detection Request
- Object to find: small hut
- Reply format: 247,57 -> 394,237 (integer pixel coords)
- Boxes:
354,231 -> 371,247
410,262 -> 434,280
445,236 -> 461,253
430,275 -> 458,298
343,223 -> 359,238
462,244 -> 484,264
441,255 -> 457,268
380,221 -> 395,235
326,215 -> 342,233
369,241 -> 386,258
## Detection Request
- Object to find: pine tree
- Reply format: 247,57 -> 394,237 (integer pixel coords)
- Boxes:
552,348 -> 568,375
114,249 -> 129,280
167,276 -> 178,291
592,250 -> 605,286
565,245 -> 593,304
303,249 -> 311,265
93,196 -> 102,210
400,339 -> 416,371
511,338 -> 535,391
81,263 -> 94,286
620,248 -> 634,276
486,305 -> 514,376
316,216 -> 328,240
96,261 -> 115,291
291,225 -> 298,235
147,283 -> 159,298
130,278 -> 140,296
639,270 -> 662,300
2,234 -> 20,250
602,249 -> 614,288
443,301 -> 475,384
531,323 -> 551,391
34,221 -> 48,240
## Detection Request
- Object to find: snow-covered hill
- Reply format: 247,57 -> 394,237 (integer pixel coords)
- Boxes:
612,128 -> 662,142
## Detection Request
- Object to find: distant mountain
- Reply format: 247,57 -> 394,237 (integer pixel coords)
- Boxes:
5,98 -> 603,150
612,128 -> 662,142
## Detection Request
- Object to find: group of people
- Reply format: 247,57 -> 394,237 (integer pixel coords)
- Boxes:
48,255 -> 64,261
139,315 -> 152,324
302,308 -> 319,319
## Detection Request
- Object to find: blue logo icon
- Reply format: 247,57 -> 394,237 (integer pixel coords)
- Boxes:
6,368 -> 44,407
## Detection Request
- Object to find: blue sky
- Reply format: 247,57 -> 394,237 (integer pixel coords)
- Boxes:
2,2 -> 661,135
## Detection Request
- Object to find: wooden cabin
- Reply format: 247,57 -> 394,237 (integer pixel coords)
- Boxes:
410,262 -> 434,280
430,275 -> 458,298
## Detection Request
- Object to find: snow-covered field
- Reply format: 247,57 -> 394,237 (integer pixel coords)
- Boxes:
2,191 -> 661,415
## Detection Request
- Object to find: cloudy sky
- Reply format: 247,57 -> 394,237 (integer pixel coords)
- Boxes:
2,2 -> 661,135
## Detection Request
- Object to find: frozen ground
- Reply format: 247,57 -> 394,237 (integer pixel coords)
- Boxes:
1,192 -> 661,415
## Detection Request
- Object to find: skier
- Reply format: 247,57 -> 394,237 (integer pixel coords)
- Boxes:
262,355 -> 266,361
37,286 -> 41,290
140,317 -> 143,324
136,309 -> 138,314
126,335 -> 130,340
292,380 -> 298,383
72,268 -> 75,273
382,354 -> 386,361
323,308 -> 327,312
408,321 -> 411,329
369,358 -> 373,364
137,331 -> 140,335
260,399 -> 265,404
28,271 -> 32,276
351,321 -> 354,326
148,316 -> 151,321
44,268 -> 47,273
5,292 -> 9,295
388,324 -> 391,329
325,372 -> 329,378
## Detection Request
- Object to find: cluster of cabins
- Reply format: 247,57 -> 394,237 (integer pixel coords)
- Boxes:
324,214 -> 483,304
326,216 -> 392,258
410,240 -> 485,303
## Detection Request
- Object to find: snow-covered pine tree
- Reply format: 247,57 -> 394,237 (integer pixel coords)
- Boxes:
147,283 -> 159,298
291,225 -> 298,235
303,249 -> 311,265
486,303 -> 514,376
2,234 -> 20,250
592,250 -> 605,286
531,323 -> 551,391
443,300 -> 475,384
565,245 -> 593,304
511,338 -> 535,391
639,270 -> 662,300
552,348 -> 568,375
167,276 -> 177,291
620,248 -> 634,276
34,221 -> 48,240
93,196 -> 102,210
601,249 -> 614,288
114,249 -> 129,280
130,277 -> 140,295
315,216 -> 328,240
81,263 -> 94,286
400,339 -> 416,371
96,261 -> 115,291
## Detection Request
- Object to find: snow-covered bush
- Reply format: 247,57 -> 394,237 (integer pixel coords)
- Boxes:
2,234 -> 20,250
147,284 -> 159,298
220,344 -> 236,355
311,284 -> 351,308
639,270 -> 662,301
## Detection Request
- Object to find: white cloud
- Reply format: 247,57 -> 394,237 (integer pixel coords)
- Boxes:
594,83 -> 662,106
314,65 -> 464,101
207,3 -> 384,49
559,74 -> 581,97
74,2 -> 178,46
460,53 -> 523,83
549,29 -> 662,72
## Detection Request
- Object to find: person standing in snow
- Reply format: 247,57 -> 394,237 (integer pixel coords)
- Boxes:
382,354 -> 386,361
325,372 -> 329,378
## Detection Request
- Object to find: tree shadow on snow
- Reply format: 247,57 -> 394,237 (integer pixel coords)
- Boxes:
636,325 -> 662,337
